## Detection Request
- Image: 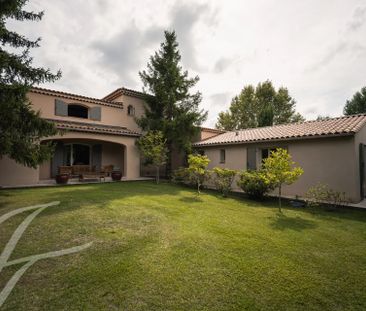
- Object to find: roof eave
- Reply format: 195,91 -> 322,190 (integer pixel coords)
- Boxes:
193,132 -> 355,148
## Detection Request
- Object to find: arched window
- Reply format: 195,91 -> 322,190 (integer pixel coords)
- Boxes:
68,104 -> 88,119
127,105 -> 135,116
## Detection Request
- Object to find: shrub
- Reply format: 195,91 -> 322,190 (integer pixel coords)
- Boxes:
237,170 -> 273,199
212,167 -> 237,197
171,167 -> 191,185
305,183 -> 349,209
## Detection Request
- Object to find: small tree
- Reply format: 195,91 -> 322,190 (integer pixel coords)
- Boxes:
136,131 -> 167,184
212,167 -> 237,197
263,148 -> 303,212
187,154 -> 210,194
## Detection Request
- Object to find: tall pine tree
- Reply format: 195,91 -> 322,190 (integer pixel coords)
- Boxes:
0,0 -> 61,168
138,30 -> 207,175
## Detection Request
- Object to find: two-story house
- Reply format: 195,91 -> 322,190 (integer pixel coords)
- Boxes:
0,87 -> 147,186
0,86 -> 222,187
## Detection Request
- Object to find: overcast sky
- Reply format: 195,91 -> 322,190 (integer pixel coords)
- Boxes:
8,0 -> 366,126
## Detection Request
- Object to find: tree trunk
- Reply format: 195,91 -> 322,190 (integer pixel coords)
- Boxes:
278,185 -> 282,213
156,166 -> 159,184
166,141 -> 173,178
197,182 -> 200,195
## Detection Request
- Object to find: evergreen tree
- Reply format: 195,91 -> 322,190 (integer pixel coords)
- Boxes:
138,30 -> 207,174
343,86 -> 366,115
216,80 -> 304,130
0,0 -> 61,168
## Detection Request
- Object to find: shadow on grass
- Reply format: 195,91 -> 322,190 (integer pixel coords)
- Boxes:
269,213 -> 318,231
179,195 -> 203,203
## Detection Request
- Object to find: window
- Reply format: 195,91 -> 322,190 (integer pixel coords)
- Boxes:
68,104 -> 88,119
64,144 -> 90,165
220,149 -> 226,163
261,147 -> 287,162
127,105 -> 135,116
247,147 -> 257,170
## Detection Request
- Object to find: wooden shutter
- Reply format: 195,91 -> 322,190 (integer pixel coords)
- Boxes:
55,99 -> 68,116
90,107 -> 101,121
247,147 -> 257,170
51,142 -> 64,177
92,144 -> 102,171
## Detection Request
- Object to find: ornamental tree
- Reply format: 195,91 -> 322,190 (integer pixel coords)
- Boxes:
136,131 -> 167,184
187,154 -> 210,195
262,148 -> 303,212
0,0 -> 61,167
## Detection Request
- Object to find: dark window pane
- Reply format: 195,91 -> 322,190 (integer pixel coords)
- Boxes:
73,144 -> 90,165
220,149 -> 225,163
68,104 -> 88,118
247,148 -> 257,170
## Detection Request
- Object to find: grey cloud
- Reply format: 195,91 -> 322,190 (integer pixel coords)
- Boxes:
307,41 -> 348,72
214,57 -> 234,73
91,23 -> 164,88
91,2 -> 216,88
170,2 -> 217,70
347,6 -> 366,32
209,92 -> 231,107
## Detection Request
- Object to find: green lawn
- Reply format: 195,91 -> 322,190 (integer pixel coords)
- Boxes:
0,182 -> 365,310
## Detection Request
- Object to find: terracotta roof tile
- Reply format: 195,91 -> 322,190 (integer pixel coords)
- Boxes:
47,119 -> 140,137
102,87 -> 146,101
30,87 -> 124,108
193,114 -> 366,147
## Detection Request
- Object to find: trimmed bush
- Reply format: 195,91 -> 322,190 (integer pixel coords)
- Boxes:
212,167 -> 237,197
237,170 -> 273,199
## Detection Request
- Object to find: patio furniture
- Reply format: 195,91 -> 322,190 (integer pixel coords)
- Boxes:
101,165 -> 114,176
79,172 -> 106,182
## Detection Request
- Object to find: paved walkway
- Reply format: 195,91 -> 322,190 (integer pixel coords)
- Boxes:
349,199 -> 366,209
0,177 -> 153,189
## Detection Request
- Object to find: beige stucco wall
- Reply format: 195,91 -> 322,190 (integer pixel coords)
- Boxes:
200,136 -> 361,202
110,94 -> 146,133
0,156 -> 40,187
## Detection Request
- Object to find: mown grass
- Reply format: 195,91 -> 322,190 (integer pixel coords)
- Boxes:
0,181 -> 365,310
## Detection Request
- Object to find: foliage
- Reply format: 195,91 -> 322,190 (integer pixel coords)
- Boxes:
171,167 -> 192,185
136,131 -> 167,184
216,80 -> 304,130
263,148 -> 303,212
138,30 -> 207,175
187,154 -> 210,194
211,167 -> 237,197
237,170 -> 273,199
0,0 -> 61,167
343,86 -> 366,115
306,183 -> 349,209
